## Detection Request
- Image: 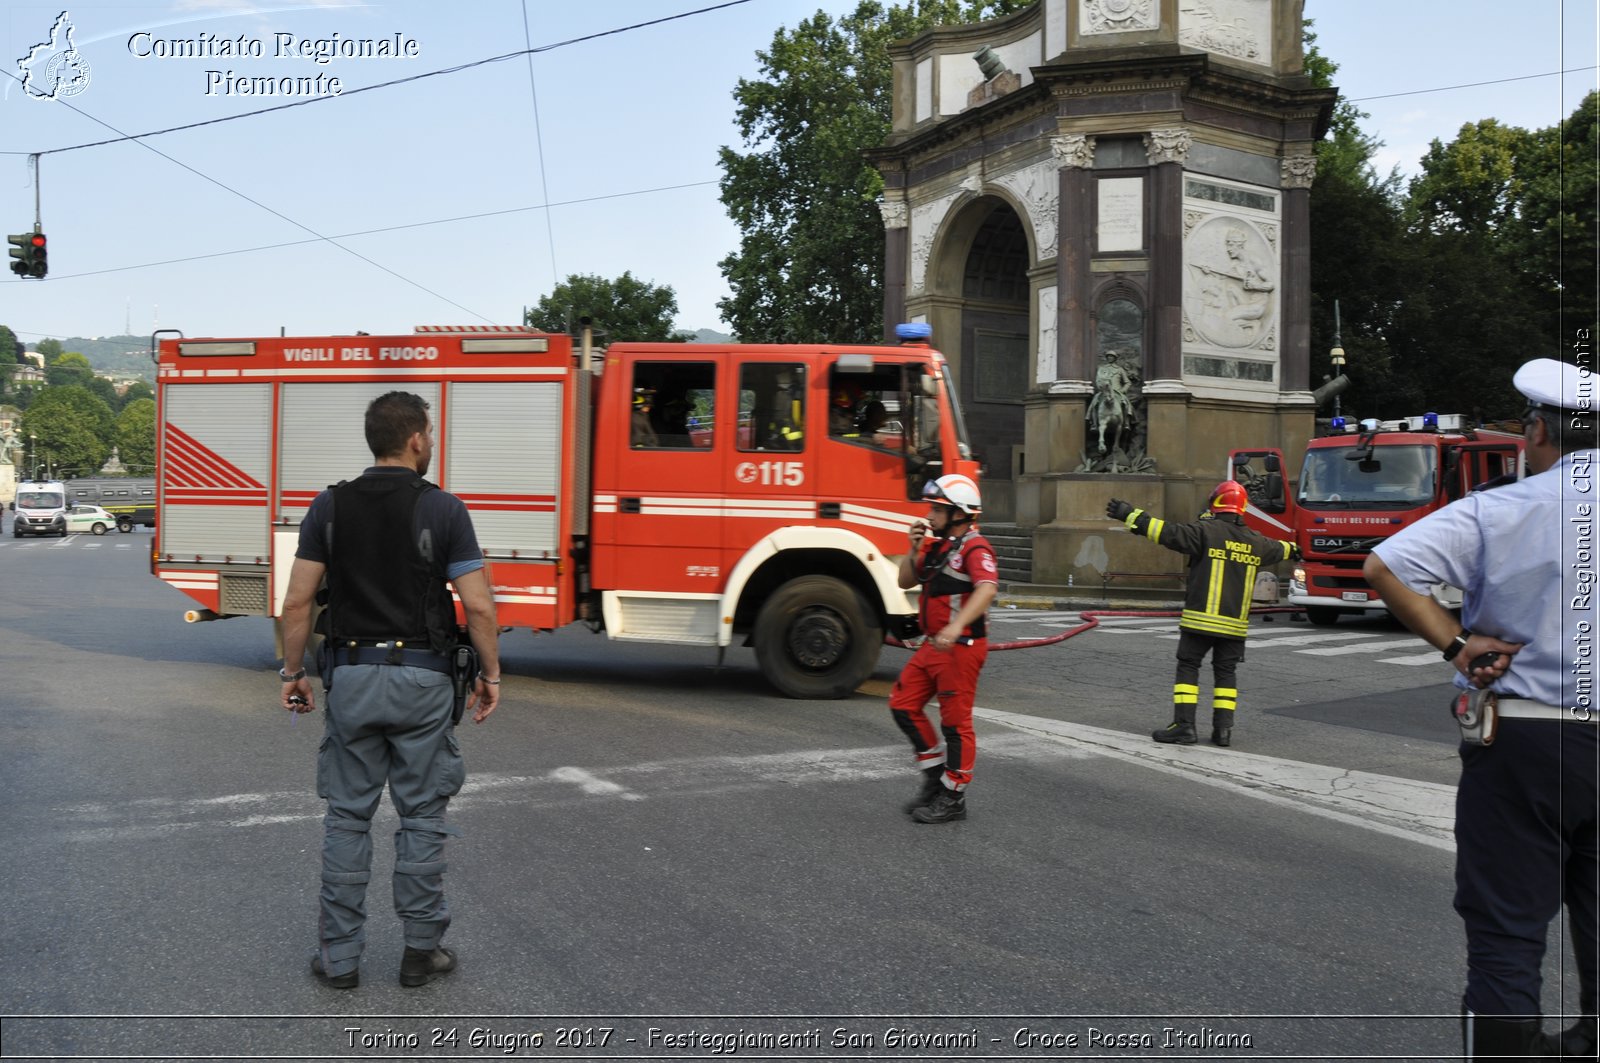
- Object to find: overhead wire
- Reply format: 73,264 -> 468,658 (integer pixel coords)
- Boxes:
1348,65 -> 1597,103
0,0 -> 757,316
42,180 -> 719,281
2,0 -> 755,158
522,0 -> 562,296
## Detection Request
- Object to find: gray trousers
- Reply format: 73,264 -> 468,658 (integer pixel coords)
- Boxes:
315,663 -> 464,976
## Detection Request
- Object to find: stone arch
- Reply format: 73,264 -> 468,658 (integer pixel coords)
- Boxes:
924,193 -> 1037,520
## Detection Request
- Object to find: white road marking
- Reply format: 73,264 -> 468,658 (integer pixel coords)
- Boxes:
1301,637 -> 1430,656
50,719 -> 1452,854
1379,650 -> 1448,666
974,708 -> 1454,851
1244,630 -> 1388,648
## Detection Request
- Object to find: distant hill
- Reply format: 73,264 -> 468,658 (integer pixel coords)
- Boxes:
27,334 -> 154,381
683,328 -> 734,343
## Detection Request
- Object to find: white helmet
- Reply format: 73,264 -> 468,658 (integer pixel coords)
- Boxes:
923,473 -> 981,516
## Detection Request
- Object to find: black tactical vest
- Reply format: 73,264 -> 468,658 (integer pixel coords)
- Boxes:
324,472 -> 458,654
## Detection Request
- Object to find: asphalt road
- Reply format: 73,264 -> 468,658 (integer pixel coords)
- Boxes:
0,521 -> 1586,1062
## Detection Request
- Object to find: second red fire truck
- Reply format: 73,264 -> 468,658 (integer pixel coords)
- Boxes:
1230,413 -> 1523,624
152,324 -> 978,698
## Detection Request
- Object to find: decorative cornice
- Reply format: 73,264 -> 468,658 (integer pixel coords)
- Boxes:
878,197 -> 909,230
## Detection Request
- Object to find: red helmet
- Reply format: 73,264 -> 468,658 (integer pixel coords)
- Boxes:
1210,480 -> 1248,514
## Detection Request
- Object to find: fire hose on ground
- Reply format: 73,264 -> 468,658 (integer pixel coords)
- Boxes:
886,606 -> 1307,652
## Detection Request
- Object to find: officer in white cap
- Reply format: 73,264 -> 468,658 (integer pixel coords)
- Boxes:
1366,358 -> 1598,1060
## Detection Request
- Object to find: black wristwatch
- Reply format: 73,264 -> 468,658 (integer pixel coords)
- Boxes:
1442,631 -> 1471,662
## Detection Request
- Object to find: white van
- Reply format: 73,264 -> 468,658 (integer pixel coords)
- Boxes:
13,479 -> 67,537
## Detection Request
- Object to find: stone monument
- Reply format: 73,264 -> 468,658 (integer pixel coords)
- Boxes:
867,0 -> 1334,590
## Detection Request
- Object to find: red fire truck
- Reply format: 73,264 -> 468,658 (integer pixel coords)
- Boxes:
151,326 -> 978,698
1229,413 -> 1523,625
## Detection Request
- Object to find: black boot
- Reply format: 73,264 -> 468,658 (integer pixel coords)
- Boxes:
1154,705 -> 1197,744
400,946 -> 457,987
1462,1009 -> 1542,1060
902,766 -> 945,814
1210,707 -> 1234,747
310,953 -> 358,990
1540,1015 -> 1596,1059
911,788 -> 966,824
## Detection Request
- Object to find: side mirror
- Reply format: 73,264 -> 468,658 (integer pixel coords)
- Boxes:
1264,453 -> 1281,473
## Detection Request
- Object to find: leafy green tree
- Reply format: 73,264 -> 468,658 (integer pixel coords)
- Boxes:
119,380 -> 154,410
1514,90 -> 1598,341
46,351 -> 94,388
20,385 -> 116,477
115,398 -> 156,474
35,338 -> 63,361
0,325 -> 18,364
1303,30 -> 1417,418
717,0 -> 1028,343
524,272 -> 682,342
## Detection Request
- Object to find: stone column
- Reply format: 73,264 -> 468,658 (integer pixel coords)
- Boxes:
1279,151 -> 1317,394
1053,133 -> 1095,383
879,193 -> 909,337
1143,128 -> 1191,384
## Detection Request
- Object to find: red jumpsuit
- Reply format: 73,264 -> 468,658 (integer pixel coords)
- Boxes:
888,529 -> 998,791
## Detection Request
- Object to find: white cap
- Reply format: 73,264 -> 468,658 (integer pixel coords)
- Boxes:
1513,358 -> 1593,412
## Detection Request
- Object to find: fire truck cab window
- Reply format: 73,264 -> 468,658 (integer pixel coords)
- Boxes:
739,363 -> 806,452
630,362 -> 716,450
827,363 -> 906,452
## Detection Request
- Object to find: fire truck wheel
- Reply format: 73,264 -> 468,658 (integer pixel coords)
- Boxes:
754,575 -> 883,700
1304,606 -> 1340,627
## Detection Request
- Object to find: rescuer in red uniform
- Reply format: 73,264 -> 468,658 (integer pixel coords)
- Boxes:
889,474 -> 999,824
1108,481 -> 1296,747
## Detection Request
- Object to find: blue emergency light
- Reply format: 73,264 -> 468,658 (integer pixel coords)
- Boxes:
1422,411 -> 1438,428
1330,416 -> 1347,431
895,322 -> 933,341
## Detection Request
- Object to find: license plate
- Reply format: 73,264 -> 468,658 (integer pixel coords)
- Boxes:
1341,591 -> 1369,602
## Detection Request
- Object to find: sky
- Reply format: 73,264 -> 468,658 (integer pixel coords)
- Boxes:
0,0 -> 1594,349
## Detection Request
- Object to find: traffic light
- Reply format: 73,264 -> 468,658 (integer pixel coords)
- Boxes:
7,231 -> 46,278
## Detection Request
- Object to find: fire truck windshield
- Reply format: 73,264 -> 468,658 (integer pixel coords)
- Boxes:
1297,444 -> 1436,508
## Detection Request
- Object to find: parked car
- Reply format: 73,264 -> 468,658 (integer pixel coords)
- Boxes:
64,504 -> 117,536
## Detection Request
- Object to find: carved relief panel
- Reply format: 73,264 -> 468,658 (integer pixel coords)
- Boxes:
1179,173 -> 1281,392
1080,0 -> 1159,35
1177,0 -> 1272,68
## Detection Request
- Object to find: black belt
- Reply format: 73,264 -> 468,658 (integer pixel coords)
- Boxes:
335,644 -> 452,674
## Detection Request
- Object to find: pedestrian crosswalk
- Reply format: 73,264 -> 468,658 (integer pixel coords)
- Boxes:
990,609 -> 1436,666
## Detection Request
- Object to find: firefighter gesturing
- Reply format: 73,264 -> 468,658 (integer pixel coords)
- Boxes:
889,474 -> 999,823
1107,482 -> 1296,747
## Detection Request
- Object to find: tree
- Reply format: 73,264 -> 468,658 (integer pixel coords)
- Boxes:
46,351 -> 94,388
119,380 -> 154,410
524,272 -> 682,343
35,338 -> 63,361
1304,30 -> 1416,419
20,385 -> 116,477
718,0 -> 1028,343
1515,90 -> 1598,342
115,398 -> 156,474
0,325 -> 18,364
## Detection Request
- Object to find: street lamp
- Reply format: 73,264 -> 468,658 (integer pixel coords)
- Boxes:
1330,300 -> 1346,420
28,432 -> 36,481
